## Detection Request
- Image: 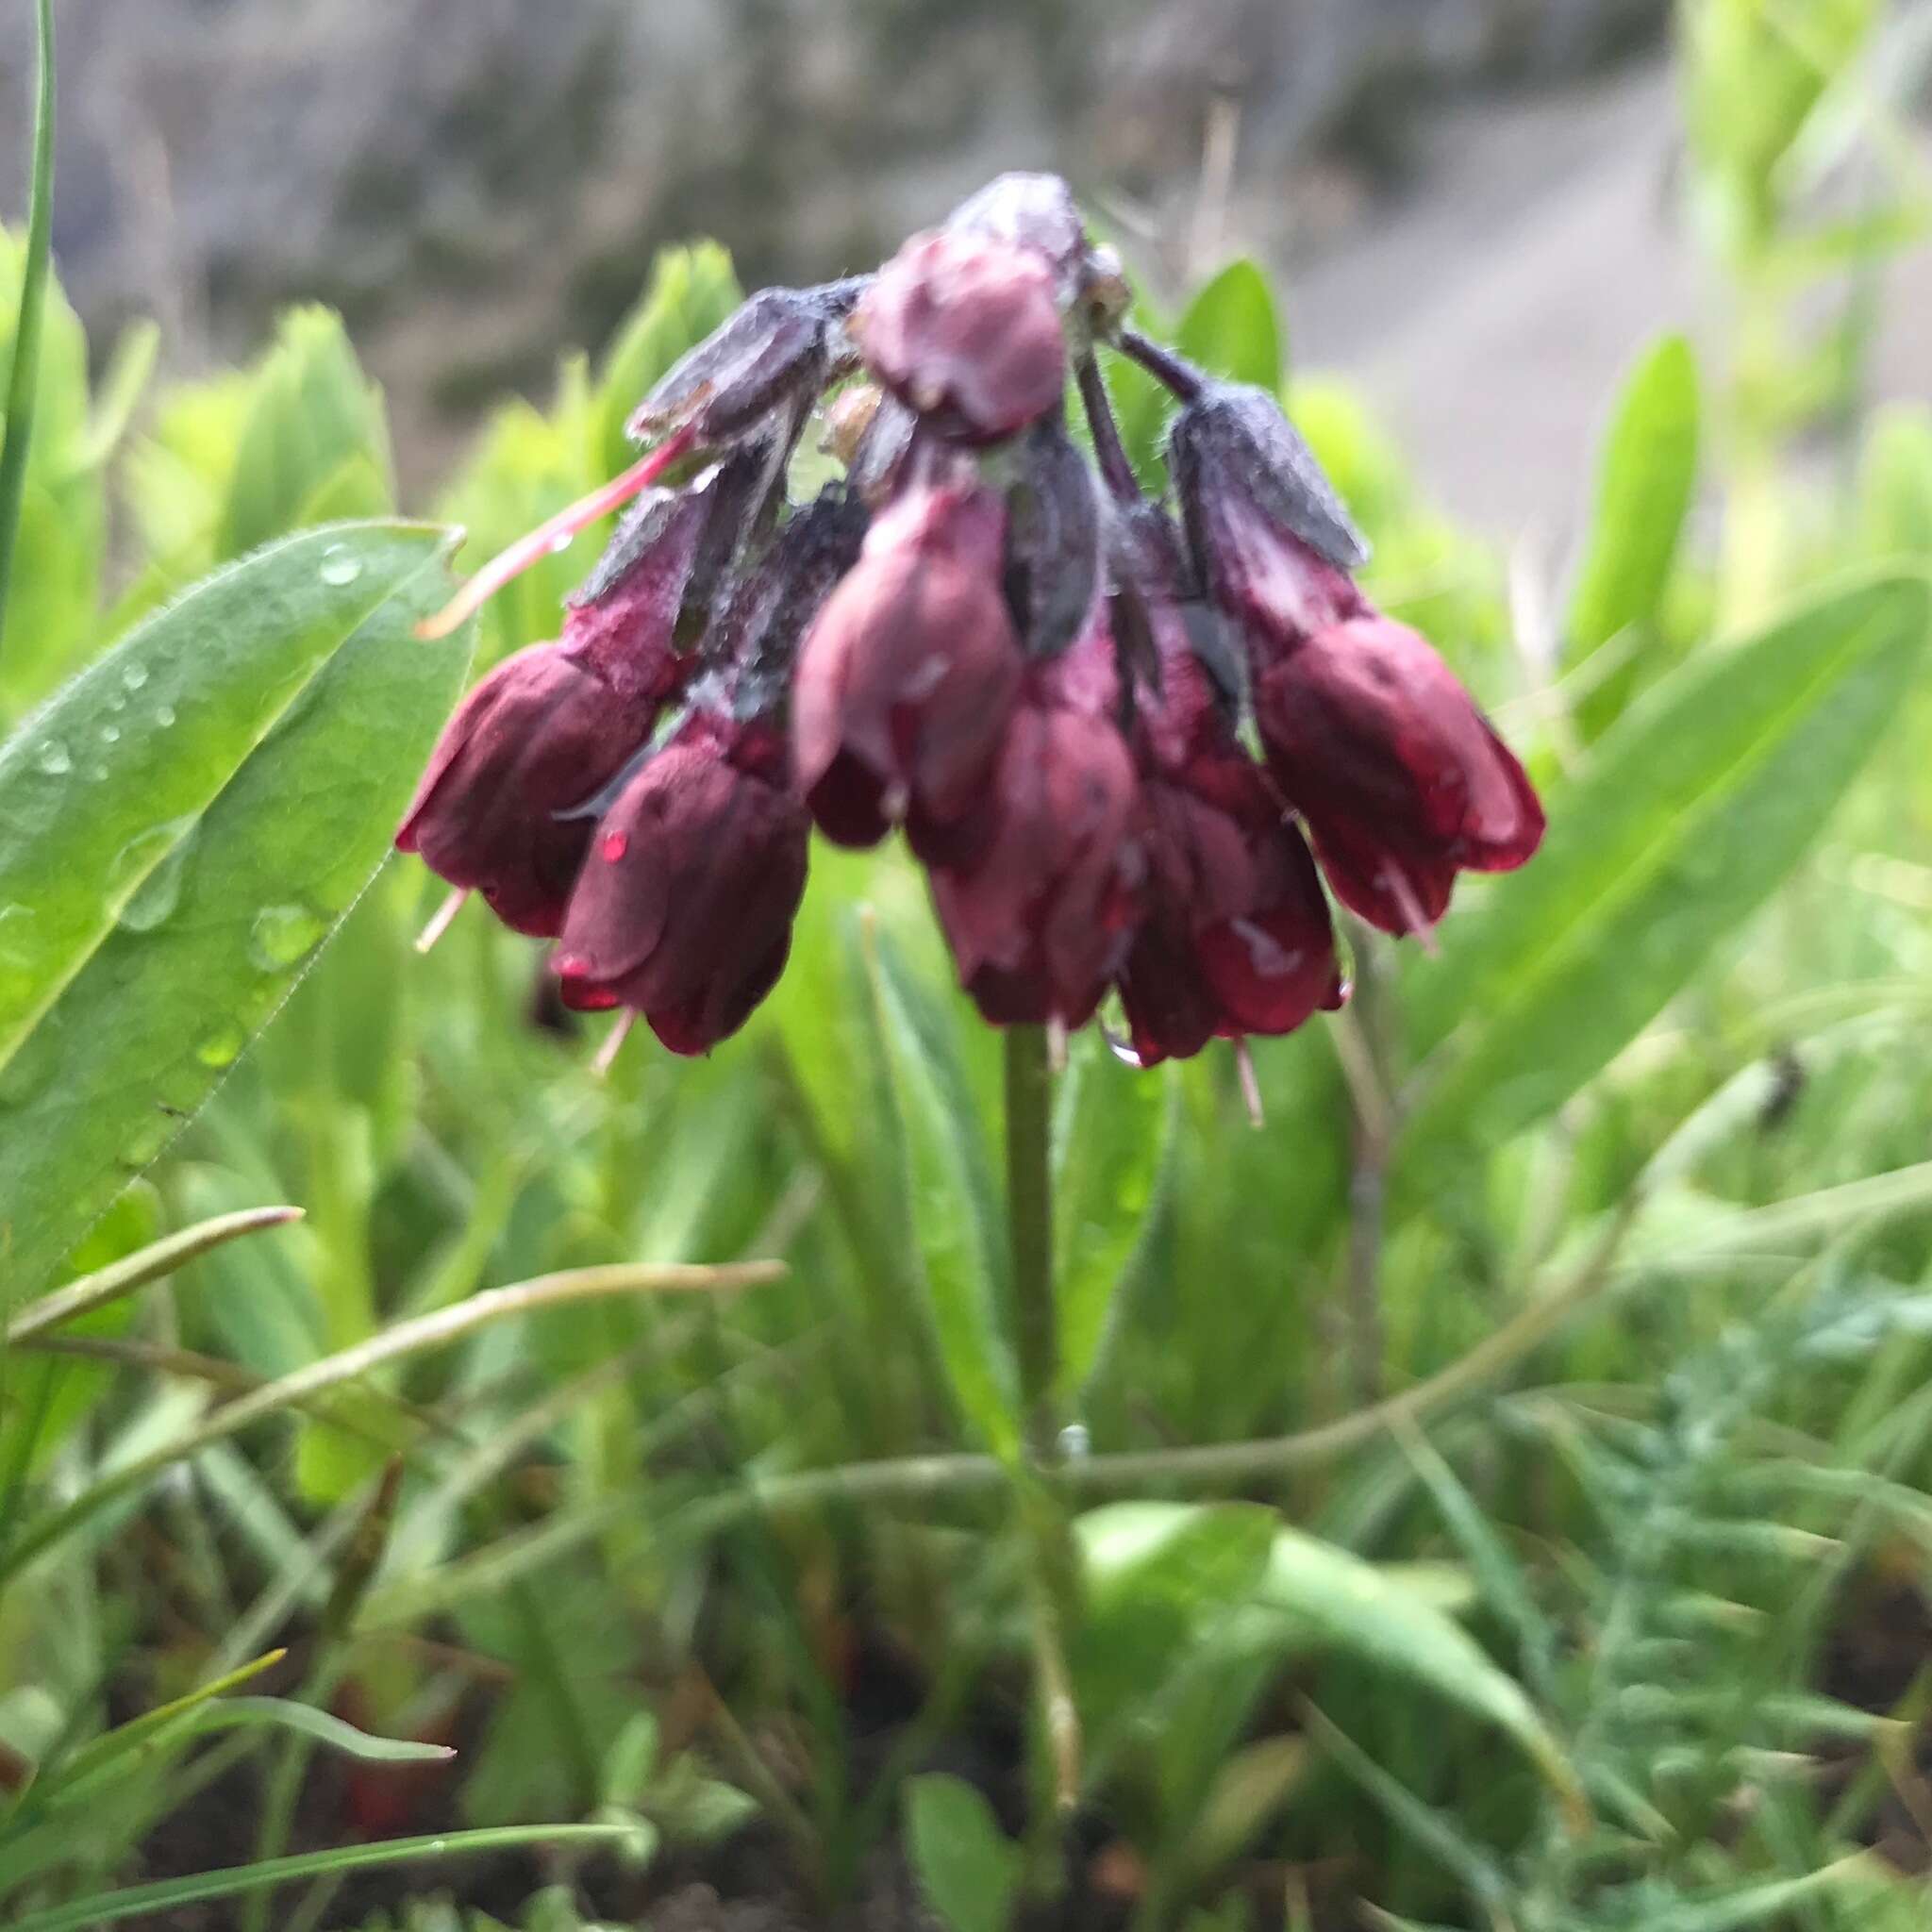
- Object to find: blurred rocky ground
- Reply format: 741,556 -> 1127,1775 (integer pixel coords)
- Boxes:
7,0 -> 1923,538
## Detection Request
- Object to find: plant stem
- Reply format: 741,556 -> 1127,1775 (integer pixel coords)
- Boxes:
1075,355 -> 1141,507
1006,1024 -> 1058,1463
1117,327 -> 1206,404
1004,1023 -> 1083,1863
0,0 -> 56,673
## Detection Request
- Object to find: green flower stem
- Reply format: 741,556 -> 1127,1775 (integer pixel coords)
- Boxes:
1005,1023 -> 1084,1864
1006,1024 -> 1058,1464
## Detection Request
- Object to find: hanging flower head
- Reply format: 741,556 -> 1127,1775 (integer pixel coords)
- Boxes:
400,174 -> 1543,1076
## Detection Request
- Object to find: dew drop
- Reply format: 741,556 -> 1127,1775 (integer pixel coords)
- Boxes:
250,904 -> 329,973
36,740 -> 71,776
100,724 -> 121,745
195,1024 -> 245,1069
319,543 -> 363,588
89,764 -> 108,781
599,830 -> 628,862
110,819 -> 199,933
156,705 -> 177,728
122,661 -> 149,691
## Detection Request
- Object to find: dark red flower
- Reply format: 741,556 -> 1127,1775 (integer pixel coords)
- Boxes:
396,643 -> 673,938
1108,515 -> 1344,1063
1169,379 -> 1369,654
397,488 -> 713,936
791,479 -> 1024,847
1255,614 -> 1545,937
926,623 -> 1141,1028
856,230 -> 1067,445
554,714 -> 808,1055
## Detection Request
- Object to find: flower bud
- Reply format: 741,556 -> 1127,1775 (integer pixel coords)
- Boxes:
396,643 -> 667,938
945,171 -> 1089,305
1255,614 -> 1544,937
628,280 -> 865,446
856,231 -> 1067,445
927,626 -> 1141,1028
1005,418 -> 1102,661
1170,381 -> 1369,654
791,480 -> 1024,846
554,714 -> 808,1055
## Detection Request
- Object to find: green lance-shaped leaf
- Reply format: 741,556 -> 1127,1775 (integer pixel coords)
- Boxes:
1176,258 -> 1285,394
1404,572 -> 1931,1161
0,523 -> 473,1303
217,308 -> 393,560
1564,333 -> 1700,730
863,925 -> 1018,1457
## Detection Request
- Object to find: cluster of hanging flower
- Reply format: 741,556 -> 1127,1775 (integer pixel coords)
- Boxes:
398,175 -> 1544,1069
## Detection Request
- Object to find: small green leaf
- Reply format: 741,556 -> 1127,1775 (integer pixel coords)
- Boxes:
1405,573 -> 1931,1158
864,928 -> 1017,1456
218,308 -> 392,560
1258,1526 -> 1577,1803
1565,334 -> 1700,723
1052,1035 -> 1177,1396
1176,259 -> 1283,393
905,1774 -> 1023,1932
0,525 -> 472,1301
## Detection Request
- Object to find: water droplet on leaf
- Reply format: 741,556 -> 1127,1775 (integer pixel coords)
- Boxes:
36,741 -> 70,776
101,724 -> 121,745
319,543 -> 363,587
119,1112 -> 175,1170
156,705 -> 176,728
122,661 -> 149,691
195,1024 -> 245,1069
109,819 -> 198,932
250,904 -> 329,973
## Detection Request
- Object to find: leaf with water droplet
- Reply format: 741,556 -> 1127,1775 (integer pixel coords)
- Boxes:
35,740 -> 70,776
0,523 -> 473,1304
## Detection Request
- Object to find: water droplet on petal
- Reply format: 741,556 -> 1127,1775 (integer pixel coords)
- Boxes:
319,543 -> 363,587
122,661 -> 149,691
250,904 -> 329,973
36,740 -> 71,775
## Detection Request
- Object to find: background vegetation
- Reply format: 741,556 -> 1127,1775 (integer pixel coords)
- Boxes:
2,4 -> 1932,1928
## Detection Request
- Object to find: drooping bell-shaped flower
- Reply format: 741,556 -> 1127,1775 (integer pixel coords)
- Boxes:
791,477 -> 1024,846
554,713 -> 808,1055
397,486 -> 716,936
1107,508 -> 1343,1062
925,616 -> 1141,1028
1254,613 -> 1545,937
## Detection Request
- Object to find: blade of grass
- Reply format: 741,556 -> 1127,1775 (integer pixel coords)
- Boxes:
0,1258 -> 782,1583
0,0 -> 54,663
6,1824 -> 647,1932
6,1208 -> 304,1343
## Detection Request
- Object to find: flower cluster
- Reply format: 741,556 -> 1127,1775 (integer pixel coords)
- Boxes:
399,174 -> 1543,1063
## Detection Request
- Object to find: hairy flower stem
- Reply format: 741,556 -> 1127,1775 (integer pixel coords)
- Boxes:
1116,326 -> 1206,404
1075,354 -> 1141,508
1005,1023 -> 1084,1867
